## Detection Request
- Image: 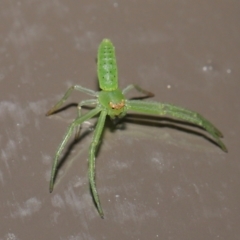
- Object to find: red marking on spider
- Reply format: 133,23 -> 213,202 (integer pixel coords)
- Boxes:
109,100 -> 125,110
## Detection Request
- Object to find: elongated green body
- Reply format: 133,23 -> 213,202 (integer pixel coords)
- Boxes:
97,39 -> 118,91
47,38 -> 227,218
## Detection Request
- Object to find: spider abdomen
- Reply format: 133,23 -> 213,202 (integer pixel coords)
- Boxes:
97,39 -> 118,91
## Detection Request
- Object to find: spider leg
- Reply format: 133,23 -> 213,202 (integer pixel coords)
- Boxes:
49,107 -> 101,193
88,110 -> 107,218
122,84 -> 154,98
46,85 -> 98,116
126,100 -> 227,152
75,99 -> 98,139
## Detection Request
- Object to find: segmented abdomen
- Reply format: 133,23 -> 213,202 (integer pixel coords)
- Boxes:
97,39 -> 118,91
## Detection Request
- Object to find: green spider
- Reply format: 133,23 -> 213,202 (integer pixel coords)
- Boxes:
46,39 -> 227,218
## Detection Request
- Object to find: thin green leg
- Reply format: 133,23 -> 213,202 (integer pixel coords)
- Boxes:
126,100 -> 227,152
46,85 -> 98,116
75,99 -> 98,139
88,110 -> 107,218
122,84 -> 154,98
49,107 -> 101,193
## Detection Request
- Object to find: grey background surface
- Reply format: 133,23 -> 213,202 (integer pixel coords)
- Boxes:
0,1 -> 239,239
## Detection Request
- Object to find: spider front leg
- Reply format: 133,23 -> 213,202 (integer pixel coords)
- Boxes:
46,85 -> 98,116
122,84 -> 154,98
49,107 -> 101,192
88,110 -> 107,218
126,100 -> 227,152
75,99 -> 98,139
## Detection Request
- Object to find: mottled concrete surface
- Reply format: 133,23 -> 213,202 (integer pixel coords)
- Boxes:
0,1 -> 239,239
